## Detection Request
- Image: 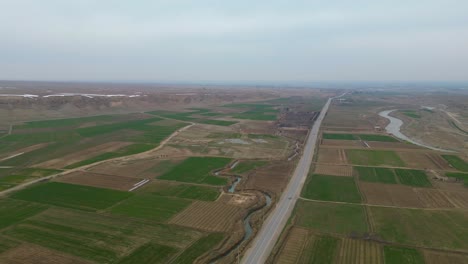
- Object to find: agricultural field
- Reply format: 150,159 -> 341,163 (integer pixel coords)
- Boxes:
0,113 -> 187,192
355,166 -> 397,184
169,201 -> 243,232
369,207 -> 468,250
442,155 -> 468,172
0,168 -> 61,191
317,148 -> 348,164
323,133 -> 397,142
229,160 -> 268,174
302,174 -> 362,203
109,194 -> 191,222
170,233 -> 225,264
88,158 -> 181,179
314,164 -> 353,177
394,169 -> 432,187
57,171 -> 141,191
3,208 -> 203,263
158,157 -> 230,185
0,244 -> 93,264
346,149 -> 405,167
335,238 -> 383,264
224,103 -> 279,121
0,199 -> 48,229
383,246 -> 425,264
294,200 -> 368,235
147,108 -> 239,126
11,182 -> 132,211
445,172 -> 468,187
117,243 -> 177,264
142,182 -> 220,201
359,182 -> 424,207
397,152 -> 441,170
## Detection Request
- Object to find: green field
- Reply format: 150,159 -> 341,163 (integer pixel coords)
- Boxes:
323,133 -> 358,140
395,169 -> 432,187
159,157 -> 231,185
304,235 -> 339,264
0,199 -> 47,229
302,174 -> 362,203
151,184 -> 220,201
230,160 -> 268,174
225,103 -> 279,121
147,109 -> 237,126
370,207 -> 468,250
11,182 -> 132,211
383,246 -> 425,264
0,114 -> 186,169
355,167 -> 397,184
346,149 -> 405,167
5,208 -> 201,263
442,155 -> 468,172
171,233 -> 224,264
109,194 -> 191,222
118,243 -> 177,264
295,200 -> 368,235
445,172 -> 468,187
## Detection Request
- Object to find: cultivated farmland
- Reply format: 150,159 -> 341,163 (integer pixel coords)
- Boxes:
383,246 -> 425,264
11,182 -> 132,211
169,201 -> 243,232
159,157 -> 231,185
335,238 -> 383,264
369,207 -> 468,250
295,200 -> 368,235
314,164 -> 353,177
346,149 -> 405,167
355,166 -> 397,184
394,169 -> 432,187
302,174 -> 362,203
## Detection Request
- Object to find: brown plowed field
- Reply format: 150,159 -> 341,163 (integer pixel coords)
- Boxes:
35,142 -> 132,169
57,171 -> 141,191
244,162 -> 293,195
397,152 -> 440,169
169,201 -> 243,232
276,227 -> 311,264
424,250 -> 468,264
414,188 -> 455,208
366,141 -> 421,150
335,238 -> 383,264
87,158 -> 176,178
0,244 -> 91,264
426,154 -> 453,170
441,191 -> 468,209
317,148 -> 347,164
321,139 -> 362,147
360,182 -> 423,208
314,164 -> 353,177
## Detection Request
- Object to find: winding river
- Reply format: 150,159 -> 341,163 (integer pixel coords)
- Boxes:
378,110 -> 454,152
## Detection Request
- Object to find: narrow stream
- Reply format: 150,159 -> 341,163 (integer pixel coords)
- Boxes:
379,109 -> 454,152
212,177 -> 271,262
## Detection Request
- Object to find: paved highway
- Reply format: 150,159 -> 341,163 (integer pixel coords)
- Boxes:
241,94 -> 345,264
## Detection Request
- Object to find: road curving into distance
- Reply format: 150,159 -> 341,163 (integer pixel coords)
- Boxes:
241,93 -> 346,264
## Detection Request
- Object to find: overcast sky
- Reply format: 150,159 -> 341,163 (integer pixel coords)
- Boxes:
1,0 -> 467,82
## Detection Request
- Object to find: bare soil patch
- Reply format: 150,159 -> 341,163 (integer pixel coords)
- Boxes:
276,227 -> 311,264
426,154 -> 453,170
366,141 -> 421,150
321,139 -> 362,147
36,141 -> 132,169
243,161 -> 294,195
0,244 -> 91,264
398,152 -> 441,169
314,164 -> 353,177
318,148 -> 347,164
441,190 -> 468,209
423,250 -> 468,264
169,201 -> 243,232
413,188 -> 455,208
57,171 -> 141,191
359,182 -> 423,208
